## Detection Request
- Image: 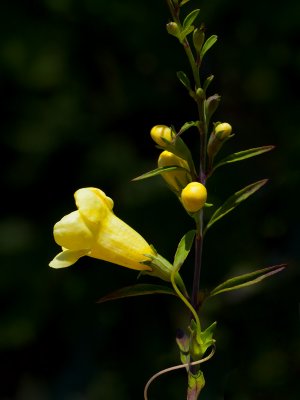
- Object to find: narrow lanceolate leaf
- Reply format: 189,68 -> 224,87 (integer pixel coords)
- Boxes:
183,9 -> 200,30
205,179 -> 268,232
173,230 -> 196,271
132,165 -> 186,181
209,264 -> 287,297
212,146 -> 275,173
178,121 -> 199,136
177,71 -> 191,91
200,35 -> 218,59
97,284 -> 176,303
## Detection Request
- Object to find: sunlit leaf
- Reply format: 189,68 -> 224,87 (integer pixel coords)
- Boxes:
212,146 -> 275,173
200,35 -> 218,59
97,283 -> 176,303
209,264 -> 287,297
179,0 -> 191,6
178,121 -> 199,135
179,26 -> 195,43
183,9 -> 200,30
173,230 -> 196,270
132,165 -> 186,181
205,179 -> 268,232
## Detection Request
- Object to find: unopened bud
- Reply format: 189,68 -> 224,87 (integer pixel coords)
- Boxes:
158,150 -> 191,192
166,22 -> 180,38
214,122 -> 232,140
181,182 -> 207,213
150,125 -> 175,147
196,87 -> 205,100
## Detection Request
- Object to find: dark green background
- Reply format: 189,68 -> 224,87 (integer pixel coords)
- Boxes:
0,0 -> 299,399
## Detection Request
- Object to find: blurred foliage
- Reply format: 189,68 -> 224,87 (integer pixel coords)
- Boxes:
0,0 -> 299,399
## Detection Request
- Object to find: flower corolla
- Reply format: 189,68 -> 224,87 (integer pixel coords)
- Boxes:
49,188 -> 154,271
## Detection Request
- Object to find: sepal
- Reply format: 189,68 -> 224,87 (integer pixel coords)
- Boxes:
187,370 -> 205,400
141,249 -> 188,296
189,319 -> 217,360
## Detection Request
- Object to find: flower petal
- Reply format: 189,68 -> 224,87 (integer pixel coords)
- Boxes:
90,214 -> 154,271
49,249 -> 90,268
53,211 -> 94,250
75,188 -> 113,225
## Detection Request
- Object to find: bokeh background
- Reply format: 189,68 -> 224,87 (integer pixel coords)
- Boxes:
1,0 -> 299,399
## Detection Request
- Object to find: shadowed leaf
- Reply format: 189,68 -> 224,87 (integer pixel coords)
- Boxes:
212,146 -> 275,173
209,264 -> 287,297
200,35 -> 218,58
177,70 -> 191,90
97,284 -> 176,303
132,165 -> 186,181
205,179 -> 268,232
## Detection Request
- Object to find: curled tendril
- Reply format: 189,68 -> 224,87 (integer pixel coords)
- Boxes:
143,344 -> 216,400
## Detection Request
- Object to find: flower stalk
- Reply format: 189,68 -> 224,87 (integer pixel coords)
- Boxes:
49,1 -> 283,399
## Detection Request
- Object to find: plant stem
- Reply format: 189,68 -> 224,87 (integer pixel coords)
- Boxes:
191,211 -> 203,311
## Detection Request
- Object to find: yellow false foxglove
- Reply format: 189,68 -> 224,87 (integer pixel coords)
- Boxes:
49,187 -> 155,271
150,125 -> 175,147
214,122 -> 232,140
207,122 -> 233,163
181,182 -> 207,213
158,150 -> 191,193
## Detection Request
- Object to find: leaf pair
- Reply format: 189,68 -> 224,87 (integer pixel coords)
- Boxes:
97,264 -> 287,304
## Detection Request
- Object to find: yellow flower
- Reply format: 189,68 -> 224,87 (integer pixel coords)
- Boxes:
181,182 -> 207,213
214,122 -> 232,140
150,125 -> 175,147
49,187 -> 154,271
158,150 -> 191,192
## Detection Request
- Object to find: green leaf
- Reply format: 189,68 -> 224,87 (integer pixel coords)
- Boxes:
177,70 -> 191,91
209,264 -> 287,297
187,370 -> 205,400
178,121 -> 199,135
200,35 -> 218,59
212,146 -> 275,173
180,0 -> 191,6
205,179 -> 268,232
132,165 -> 186,181
199,321 -> 217,351
183,9 -> 200,29
173,230 -> 196,270
179,26 -> 195,43
97,283 -> 176,303
203,74 -> 214,92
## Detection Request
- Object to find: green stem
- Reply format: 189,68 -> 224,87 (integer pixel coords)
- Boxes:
191,211 -> 203,311
171,266 -> 201,332
166,0 -> 200,88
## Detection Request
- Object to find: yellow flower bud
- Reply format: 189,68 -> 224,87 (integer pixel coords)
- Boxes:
150,125 -> 175,147
158,150 -> 191,192
214,122 -> 232,140
207,122 -> 233,164
181,182 -> 207,213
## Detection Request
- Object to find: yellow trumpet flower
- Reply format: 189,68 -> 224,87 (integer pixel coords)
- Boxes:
49,187 -> 154,271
